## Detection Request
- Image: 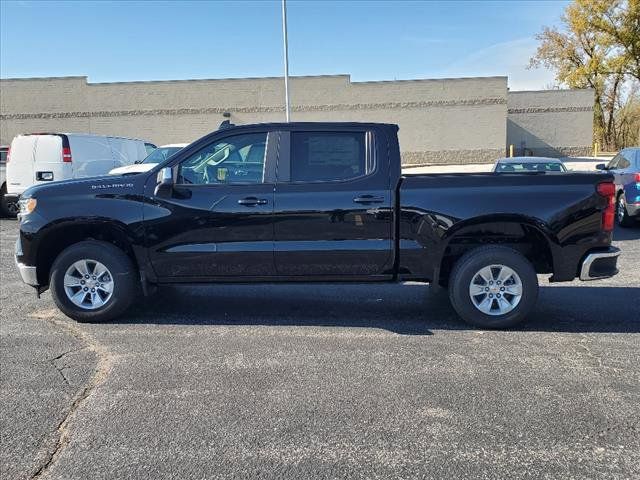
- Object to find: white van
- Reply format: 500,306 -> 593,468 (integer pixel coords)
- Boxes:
5,133 -> 155,200
109,143 -> 189,175
1,145 -> 18,216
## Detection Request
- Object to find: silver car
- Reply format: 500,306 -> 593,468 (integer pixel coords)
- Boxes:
494,156 -> 567,173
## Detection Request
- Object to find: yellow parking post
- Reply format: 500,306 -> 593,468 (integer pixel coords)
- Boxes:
593,142 -> 599,157
509,144 -> 514,158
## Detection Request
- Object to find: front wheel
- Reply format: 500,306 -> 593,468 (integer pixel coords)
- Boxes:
0,185 -> 18,218
448,246 -> 539,329
50,240 -> 138,322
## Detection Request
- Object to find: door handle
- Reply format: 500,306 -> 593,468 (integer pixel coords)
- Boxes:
238,197 -> 268,206
353,195 -> 384,204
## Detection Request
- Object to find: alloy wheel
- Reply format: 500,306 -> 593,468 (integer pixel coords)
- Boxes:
63,259 -> 114,310
468,264 -> 523,316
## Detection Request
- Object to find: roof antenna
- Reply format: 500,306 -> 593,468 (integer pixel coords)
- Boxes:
219,112 -> 234,130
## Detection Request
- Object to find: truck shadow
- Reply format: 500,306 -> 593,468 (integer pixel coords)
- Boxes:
119,284 -> 640,335
613,224 -> 640,241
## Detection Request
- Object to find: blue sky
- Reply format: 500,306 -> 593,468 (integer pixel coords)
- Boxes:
0,0 -> 569,90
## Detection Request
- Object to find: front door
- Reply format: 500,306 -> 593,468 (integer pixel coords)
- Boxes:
144,130 -> 277,279
273,128 -> 394,277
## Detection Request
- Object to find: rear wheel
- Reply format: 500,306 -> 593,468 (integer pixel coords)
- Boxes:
448,246 -> 539,329
617,193 -> 634,228
50,240 -> 138,322
0,184 -> 18,218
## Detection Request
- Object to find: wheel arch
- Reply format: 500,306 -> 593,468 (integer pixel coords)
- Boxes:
435,216 -> 556,287
35,219 -> 140,286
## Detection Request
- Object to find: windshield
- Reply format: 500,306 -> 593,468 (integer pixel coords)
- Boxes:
140,146 -> 184,164
496,162 -> 566,173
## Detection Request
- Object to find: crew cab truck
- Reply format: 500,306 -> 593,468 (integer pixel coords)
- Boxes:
14,123 -> 621,328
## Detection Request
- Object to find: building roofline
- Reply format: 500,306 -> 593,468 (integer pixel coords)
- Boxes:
508,88 -> 595,94
0,75 -> 88,82
1,73 -> 508,86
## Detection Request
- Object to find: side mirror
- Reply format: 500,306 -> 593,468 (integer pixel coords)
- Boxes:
595,163 -> 607,170
154,167 -> 174,198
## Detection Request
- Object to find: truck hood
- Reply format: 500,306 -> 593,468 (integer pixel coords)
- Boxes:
20,173 -> 145,199
109,163 -> 157,175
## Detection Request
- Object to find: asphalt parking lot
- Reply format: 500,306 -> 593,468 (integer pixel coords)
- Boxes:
1,218 -> 638,479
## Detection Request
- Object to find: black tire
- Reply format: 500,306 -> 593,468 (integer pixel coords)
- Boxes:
0,184 -> 18,218
617,193 -> 634,228
50,240 -> 138,322
448,246 -> 538,329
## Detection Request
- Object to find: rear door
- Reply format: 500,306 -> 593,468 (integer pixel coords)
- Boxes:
33,134 -> 69,184
273,127 -> 394,278
6,135 -> 38,194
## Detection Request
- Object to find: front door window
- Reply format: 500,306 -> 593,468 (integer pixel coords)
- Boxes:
177,133 -> 267,185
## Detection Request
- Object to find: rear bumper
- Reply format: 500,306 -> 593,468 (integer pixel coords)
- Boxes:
626,202 -> 640,217
579,247 -> 621,281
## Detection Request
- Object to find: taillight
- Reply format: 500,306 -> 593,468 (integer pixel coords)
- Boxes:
6,146 -> 10,163
635,173 -> 640,183
62,147 -> 72,163
596,181 -> 615,232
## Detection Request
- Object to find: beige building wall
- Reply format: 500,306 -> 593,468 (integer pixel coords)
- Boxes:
507,89 -> 594,157
1,75 -> 508,165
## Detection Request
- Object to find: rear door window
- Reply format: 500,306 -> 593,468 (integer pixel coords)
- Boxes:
290,131 -> 367,182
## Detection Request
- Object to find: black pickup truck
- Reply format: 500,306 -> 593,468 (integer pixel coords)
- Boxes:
14,122 -> 621,328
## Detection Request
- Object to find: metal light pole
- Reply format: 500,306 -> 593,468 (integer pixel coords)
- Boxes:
281,0 -> 291,122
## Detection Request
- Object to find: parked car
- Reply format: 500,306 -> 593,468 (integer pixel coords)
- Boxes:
5,133 -> 155,204
109,143 -> 188,175
494,157 -> 567,173
0,145 -> 18,217
14,122 -> 620,329
596,148 -> 640,227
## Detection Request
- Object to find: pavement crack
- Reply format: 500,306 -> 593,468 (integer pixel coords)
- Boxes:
46,347 -> 89,387
28,310 -> 113,480
48,346 -> 87,363
51,364 -> 71,387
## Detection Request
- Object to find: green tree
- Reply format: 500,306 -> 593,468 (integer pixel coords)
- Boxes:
529,0 -> 640,150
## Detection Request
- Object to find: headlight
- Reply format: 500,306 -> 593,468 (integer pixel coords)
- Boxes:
19,197 -> 37,215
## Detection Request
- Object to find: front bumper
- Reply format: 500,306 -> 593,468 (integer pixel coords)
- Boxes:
15,261 -> 38,286
4,192 -> 20,204
579,247 -> 621,281
15,236 -> 39,287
